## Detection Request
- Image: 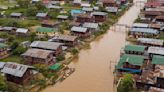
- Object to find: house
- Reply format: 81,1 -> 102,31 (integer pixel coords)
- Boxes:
132,23 -> 149,28
144,11 -> 162,20
82,22 -> 99,32
47,5 -> 62,11
123,45 -> 147,55
56,15 -> 69,22
1,27 -> 16,34
0,38 -> 7,43
81,2 -> 91,7
36,27 -> 57,36
48,63 -> 62,72
145,1 -> 161,8
101,0 -> 117,7
92,12 -> 107,23
1,62 -> 34,85
151,55 -> 164,88
36,13 -> 48,19
137,38 -> 163,47
82,7 -> 93,13
41,20 -> 60,28
105,7 -> 118,14
10,13 -> 22,18
22,48 -> 55,66
73,0 -> 81,5
76,14 -> 93,23
69,21 -> 81,27
49,34 -> 78,46
71,26 -> 90,38
71,9 -> 83,17
155,15 -> 164,24
129,28 -> 159,38
116,54 -> 145,74
0,43 -> 8,59
30,41 -> 63,56
148,47 -> 164,58
16,28 -> 29,36
149,23 -> 161,30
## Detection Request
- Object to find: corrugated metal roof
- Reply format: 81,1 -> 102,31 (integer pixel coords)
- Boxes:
36,13 -> 48,17
16,28 -> 28,33
83,22 -> 99,29
47,5 -> 62,9
22,48 -> 53,59
130,28 -> 159,34
82,7 -> 93,12
137,38 -> 163,46
106,7 -> 118,13
1,62 -> 33,77
50,34 -> 77,42
148,47 -> 164,55
71,26 -> 88,33
152,55 -> 164,65
124,45 -> 146,52
92,11 -> 107,16
57,15 -> 68,19
0,62 -> 5,69
10,13 -> 22,17
116,54 -> 144,69
30,41 -> 63,50
132,23 -> 149,28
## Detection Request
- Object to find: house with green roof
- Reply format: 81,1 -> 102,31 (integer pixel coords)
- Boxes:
152,55 -> 164,65
48,63 -> 62,71
116,54 -> 145,73
124,45 -> 147,55
0,43 -> 9,59
36,27 -> 57,36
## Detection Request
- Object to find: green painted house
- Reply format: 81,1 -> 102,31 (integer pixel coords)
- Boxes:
124,45 -> 147,55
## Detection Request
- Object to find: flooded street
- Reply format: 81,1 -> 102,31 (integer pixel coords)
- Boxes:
43,0 -> 145,92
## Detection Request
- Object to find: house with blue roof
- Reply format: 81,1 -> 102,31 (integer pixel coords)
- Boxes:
129,28 -> 159,38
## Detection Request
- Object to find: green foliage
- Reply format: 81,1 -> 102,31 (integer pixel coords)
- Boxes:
26,6 -> 38,17
10,41 -> 19,50
0,18 -> 40,28
0,74 -> 7,91
0,32 -> 8,38
8,36 -> 15,42
29,32 -> 37,42
16,0 -> 30,8
12,46 -> 27,55
71,48 -> 79,55
56,54 -> 65,62
49,12 -> 59,19
35,1 -> 46,11
117,74 -> 134,92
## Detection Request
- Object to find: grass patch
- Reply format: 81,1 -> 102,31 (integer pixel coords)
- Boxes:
1,55 -> 23,63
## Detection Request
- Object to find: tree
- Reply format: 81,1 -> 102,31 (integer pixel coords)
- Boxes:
26,6 -> 38,17
117,74 -> 134,92
12,46 -> 27,55
29,32 -> 36,42
17,0 -> 30,8
0,74 -> 7,91
71,48 -> 79,55
35,1 -> 46,10
10,41 -> 19,50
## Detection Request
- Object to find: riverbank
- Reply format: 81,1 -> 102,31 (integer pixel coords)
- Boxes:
43,1 -> 143,92
29,3 -> 133,92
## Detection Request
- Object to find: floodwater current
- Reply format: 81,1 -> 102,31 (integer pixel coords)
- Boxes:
43,0 -> 146,92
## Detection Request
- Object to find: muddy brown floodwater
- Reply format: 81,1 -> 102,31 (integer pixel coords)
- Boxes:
43,0 -> 146,92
